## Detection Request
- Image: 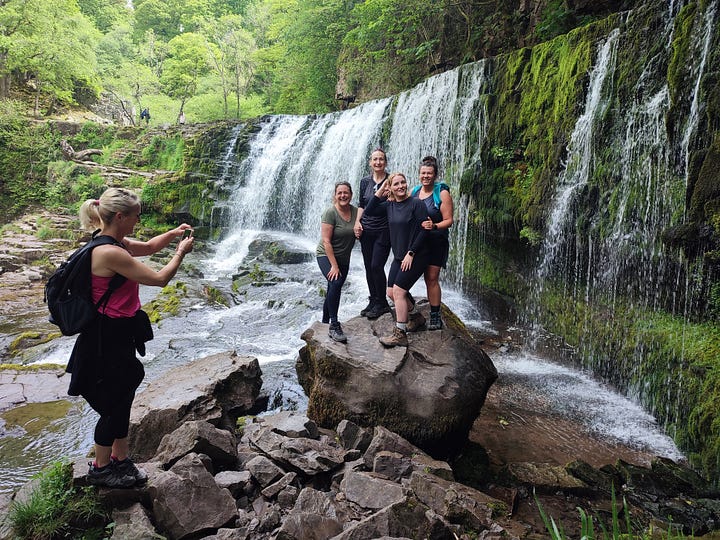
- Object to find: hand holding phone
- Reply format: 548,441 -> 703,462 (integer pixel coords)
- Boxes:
182,229 -> 193,239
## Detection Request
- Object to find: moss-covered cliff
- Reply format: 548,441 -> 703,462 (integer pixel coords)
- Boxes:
458,0 -> 720,481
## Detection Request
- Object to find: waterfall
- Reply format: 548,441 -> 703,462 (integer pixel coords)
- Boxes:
537,29 -> 620,285
211,61 -> 491,284
680,1 -> 717,199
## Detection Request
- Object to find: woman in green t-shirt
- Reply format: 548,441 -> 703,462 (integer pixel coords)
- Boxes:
316,181 -> 359,343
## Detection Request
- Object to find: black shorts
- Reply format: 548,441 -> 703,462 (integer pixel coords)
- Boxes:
427,232 -> 449,268
387,251 -> 430,291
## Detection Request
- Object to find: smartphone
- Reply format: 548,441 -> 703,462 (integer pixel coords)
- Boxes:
182,229 -> 193,239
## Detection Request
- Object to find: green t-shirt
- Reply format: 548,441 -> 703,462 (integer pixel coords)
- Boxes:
316,204 -> 358,266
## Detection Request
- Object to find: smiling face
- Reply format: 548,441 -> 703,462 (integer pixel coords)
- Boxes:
334,183 -> 352,207
419,165 -> 436,187
369,150 -> 387,175
389,173 -> 408,200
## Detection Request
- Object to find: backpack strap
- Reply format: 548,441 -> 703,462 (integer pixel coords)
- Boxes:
433,182 -> 450,207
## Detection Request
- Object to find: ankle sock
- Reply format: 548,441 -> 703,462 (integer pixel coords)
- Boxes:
430,305 -> 440,314
396,322 -> 407,331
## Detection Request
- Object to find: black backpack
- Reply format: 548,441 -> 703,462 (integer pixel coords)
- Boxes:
44,233 -> 127,336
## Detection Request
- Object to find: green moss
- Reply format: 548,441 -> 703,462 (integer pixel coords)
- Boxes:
667,3 -> 698,103
1,401 -> 73,437
143,282 -> 188,323
9,332 -> 44,353
0,363 -> 66,371
203,285 -> 229,307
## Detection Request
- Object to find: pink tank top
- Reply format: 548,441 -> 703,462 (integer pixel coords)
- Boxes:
91,274 -> 141,318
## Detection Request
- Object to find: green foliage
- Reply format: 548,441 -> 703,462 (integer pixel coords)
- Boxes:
1,0 -> 102,114
160,32 -> 213,115
141,135 -> 185,171
8,460 -> 107,539
0,100 -> 60,217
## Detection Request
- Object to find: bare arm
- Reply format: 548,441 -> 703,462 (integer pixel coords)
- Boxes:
354,207 -> 364,238
321,223 -> 342,281
93,236 -> 194,287
123,224 -> 192,257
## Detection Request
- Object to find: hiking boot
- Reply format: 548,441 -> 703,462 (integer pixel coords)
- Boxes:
365,301 -> 391,320
427,311 -> 443,331
112,457 -> 148,485
87,462 -> 136,489
379,326 -> 408,348
328,321 -> 347,343
360,297 -> 375,317
406,311 -> 426,332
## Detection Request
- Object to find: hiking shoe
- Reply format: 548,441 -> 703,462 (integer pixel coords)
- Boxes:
328,321 -> 348,343
113,457 -> 148,485
366,301 -> 391,320
379,326 -> 408,348
406,311 -> 426,332
427,311 -> 443,331
87,462 -> 136,488
360,297 -> 375,317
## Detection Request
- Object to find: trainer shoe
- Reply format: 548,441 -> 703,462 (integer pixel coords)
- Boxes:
427,311 -> 443,331
112,457 -> 148,485
406,311 -> 426,332
87,462 -> 136,488
379,326 -> 408,348
328,321 -> 348,343
365,301 -> 391,320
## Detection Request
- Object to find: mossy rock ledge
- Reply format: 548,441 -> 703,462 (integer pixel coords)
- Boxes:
296,302 -> 498,458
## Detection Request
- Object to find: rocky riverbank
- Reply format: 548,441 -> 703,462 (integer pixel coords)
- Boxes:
1,211 -> 716,538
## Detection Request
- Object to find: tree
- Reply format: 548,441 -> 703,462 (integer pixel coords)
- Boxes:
97,25 -> 160,124
203,15 -> 256,118
77,0 -> 131,32
160,32 -> 212,118
343,0 -> 445,94
1,0 -> 101,116
273,0 -> 355,113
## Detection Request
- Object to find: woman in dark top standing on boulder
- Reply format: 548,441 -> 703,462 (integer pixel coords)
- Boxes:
364,172 -> 430,348
353,148 -> 392,319
317,181 -> 358,343
411,156 -> 453,330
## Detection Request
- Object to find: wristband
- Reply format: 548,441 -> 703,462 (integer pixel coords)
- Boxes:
433,223 -> 438,230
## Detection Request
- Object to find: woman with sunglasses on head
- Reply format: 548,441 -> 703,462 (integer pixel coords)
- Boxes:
354,148 -> 392,320
317,181 -> 358,343
364,172 -> 430,348
411,156 -> 453,330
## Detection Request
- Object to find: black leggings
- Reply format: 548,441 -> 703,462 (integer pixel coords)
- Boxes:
359,228 -> 391,300
84,386 -> 137,446
317,256 -> 349,323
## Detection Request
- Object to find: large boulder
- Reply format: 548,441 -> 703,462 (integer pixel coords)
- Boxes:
296,304 -> 497,457
128,351 -> 262,461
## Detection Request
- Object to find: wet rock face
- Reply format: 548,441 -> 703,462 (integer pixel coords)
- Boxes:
296,302 -> 498,458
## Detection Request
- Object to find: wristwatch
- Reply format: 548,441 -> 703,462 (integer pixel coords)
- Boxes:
408,251 -> 415,257
432,223 -> 438,230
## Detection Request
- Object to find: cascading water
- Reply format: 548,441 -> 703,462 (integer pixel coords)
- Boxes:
536,29 -> 620,286
529,0 -> 719,445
